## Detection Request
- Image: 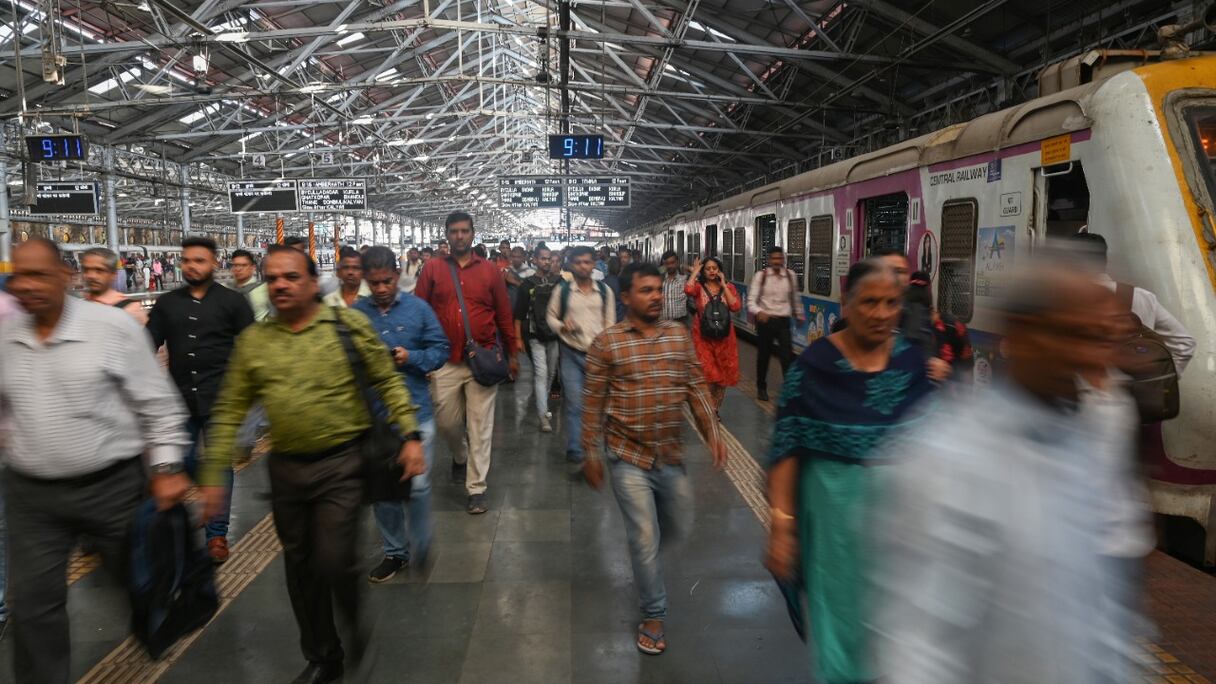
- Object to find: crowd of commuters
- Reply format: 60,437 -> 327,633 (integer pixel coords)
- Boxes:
0,214 -> 1196,684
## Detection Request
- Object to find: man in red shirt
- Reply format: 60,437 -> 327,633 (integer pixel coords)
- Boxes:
416,211 -> 518,514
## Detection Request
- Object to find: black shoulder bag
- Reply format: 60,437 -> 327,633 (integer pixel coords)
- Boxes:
447,261 -> 510,386
331,309 -> 412,502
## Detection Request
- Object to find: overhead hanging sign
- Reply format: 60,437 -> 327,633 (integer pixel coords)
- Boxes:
298,178 -> 367,212
498,176 -> 630,209
228,180 -> 298,214
499,177 -> 564,209
566,177 -> 630,208
30,182 -> 99,215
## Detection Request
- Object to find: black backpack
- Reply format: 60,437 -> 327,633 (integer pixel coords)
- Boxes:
700,290 -> 732,339
530,277 -> 560,342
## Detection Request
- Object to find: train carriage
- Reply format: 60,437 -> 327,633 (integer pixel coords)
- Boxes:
621,54 -> 1216,564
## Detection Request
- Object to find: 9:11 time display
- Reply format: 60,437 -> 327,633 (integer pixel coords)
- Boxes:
26,134 -> 88,162
548,134 -> 604,160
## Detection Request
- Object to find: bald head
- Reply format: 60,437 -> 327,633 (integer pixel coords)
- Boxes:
10,238 -> 70,319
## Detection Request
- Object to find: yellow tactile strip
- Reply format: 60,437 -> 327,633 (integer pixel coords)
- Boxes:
65,443 -> 267,588
77,511 -> 283,684
702,378 -> 1210,684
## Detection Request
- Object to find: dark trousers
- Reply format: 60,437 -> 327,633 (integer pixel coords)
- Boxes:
5,458 -> 144,684
268,447 -> 368,668
755,316 -> 793,391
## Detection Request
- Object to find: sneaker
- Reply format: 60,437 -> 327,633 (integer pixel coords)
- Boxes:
208,536 -> 230,564
467,494 -> 488,515
451,462 -> 467,485
539,414 -> 553,433
757,388 -> 769,402
566,450 -> 584,464
368,557 -> 407,584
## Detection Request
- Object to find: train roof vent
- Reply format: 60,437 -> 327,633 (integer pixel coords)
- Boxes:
1037,49 -> 1210,96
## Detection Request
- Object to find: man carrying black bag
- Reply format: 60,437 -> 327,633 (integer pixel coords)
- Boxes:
200,246 -> 423,684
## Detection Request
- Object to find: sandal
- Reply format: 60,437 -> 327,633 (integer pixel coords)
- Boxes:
636,622 -> 666,655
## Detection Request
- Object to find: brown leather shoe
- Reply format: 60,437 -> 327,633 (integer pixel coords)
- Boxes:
208,537 -> 230,564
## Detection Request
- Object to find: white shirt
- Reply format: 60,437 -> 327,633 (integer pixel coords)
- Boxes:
874,382 -> 1138,684
1079,373 -> 1154,557
746,267 -> 797,318
1097,273 -> 1196,373
399,259 -> 423,294
545,279 -> 616,352
0,297 -> 189,478
322,281 -> 372,308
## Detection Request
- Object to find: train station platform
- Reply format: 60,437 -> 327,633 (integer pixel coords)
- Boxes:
2,341 -> 1213,684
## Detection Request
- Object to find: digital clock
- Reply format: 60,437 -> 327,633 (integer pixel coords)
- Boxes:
26,134 -> 88,162
548,134 -> 604,160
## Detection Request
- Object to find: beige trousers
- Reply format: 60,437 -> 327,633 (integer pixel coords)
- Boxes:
430,361 -> 498,496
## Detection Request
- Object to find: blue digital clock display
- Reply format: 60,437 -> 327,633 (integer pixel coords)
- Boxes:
549,134 -> 604,160
26,135 -> 88,162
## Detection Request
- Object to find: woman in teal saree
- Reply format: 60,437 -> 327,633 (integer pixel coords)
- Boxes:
764,259 -> 932,684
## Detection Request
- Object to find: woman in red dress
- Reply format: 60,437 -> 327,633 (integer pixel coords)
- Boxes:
685,256 -> 742,408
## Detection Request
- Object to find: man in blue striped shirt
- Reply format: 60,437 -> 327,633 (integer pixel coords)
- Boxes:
352,246 -> 450,584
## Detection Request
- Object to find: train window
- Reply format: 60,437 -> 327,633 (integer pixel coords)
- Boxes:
808,215 -> 834,296
862,193 -> 908,256
1044,161 -> 1090,239
677,230 -> 685,262
706,224 -> 718,256
786,219 -> 807,291
938,200 -> 978,322
1186,107 -> 1216,204
732,228 -> 746,282
754,214 -> 777,275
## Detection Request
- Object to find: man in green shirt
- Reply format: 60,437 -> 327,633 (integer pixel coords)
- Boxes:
201,246 -> 423,684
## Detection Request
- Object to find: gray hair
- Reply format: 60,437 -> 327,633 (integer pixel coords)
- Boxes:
843,257 -> 899,303
82,247 -> 119,272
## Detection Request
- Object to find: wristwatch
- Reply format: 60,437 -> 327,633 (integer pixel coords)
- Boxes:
150,461 -> 186,475
403,431 -> 423,443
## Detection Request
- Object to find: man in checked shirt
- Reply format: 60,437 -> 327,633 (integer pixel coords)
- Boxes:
581,262 -> 726,657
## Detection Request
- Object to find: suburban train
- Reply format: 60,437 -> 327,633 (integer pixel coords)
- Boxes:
618,52 -> 1216,563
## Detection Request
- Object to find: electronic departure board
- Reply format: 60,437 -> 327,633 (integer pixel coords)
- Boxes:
298,178 -> 367,212
26,135 -> 88,162
548,135 -> 604,160
499,177 -> 564,209
566,177 -> 630,208
228,180 -> 299,213
30,182 -> 99,215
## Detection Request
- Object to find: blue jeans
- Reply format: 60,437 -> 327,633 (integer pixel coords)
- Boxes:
608,457 -> 693,621
559,345 -> 587,460
529,339 -> 559,418
236,403 -> 268,451
372,419 -> 436,562
186,416 -> 231,540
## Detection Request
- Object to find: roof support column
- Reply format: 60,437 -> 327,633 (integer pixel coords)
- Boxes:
0,126 -> 11,272
103,149 -> 122,257
179,165 -> 192,236
559,0 -> 572,244
236,213 -> 245,249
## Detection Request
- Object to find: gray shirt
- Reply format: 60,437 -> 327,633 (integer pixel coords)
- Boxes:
0,297 -> 189,478
873,381 -> 1136,683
